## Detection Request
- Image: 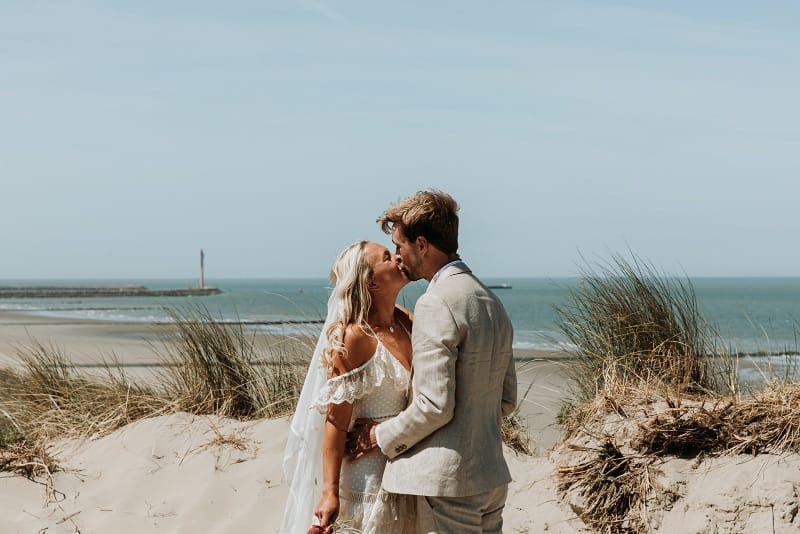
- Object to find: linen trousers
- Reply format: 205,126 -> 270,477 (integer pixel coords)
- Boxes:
414,484 -> 508,534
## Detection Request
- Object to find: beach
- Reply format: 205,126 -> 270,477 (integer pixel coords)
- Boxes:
2,312 -> 800,533
0,311 -> 572,451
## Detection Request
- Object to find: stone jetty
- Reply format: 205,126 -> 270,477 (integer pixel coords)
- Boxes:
0,286 -> 222,298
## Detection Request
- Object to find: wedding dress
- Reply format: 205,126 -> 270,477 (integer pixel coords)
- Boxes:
310,337 -> 413,533
281,290 -> 415,534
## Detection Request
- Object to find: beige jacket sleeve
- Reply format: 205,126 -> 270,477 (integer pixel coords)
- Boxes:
376,292 -> 457,459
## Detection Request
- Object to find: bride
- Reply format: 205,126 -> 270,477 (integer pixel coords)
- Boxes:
281,240 -> 415,533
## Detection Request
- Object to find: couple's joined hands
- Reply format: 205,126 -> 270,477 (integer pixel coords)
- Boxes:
345,418 -> 380,462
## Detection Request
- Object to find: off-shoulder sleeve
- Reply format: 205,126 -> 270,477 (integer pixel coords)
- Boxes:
310,350 -> 408,413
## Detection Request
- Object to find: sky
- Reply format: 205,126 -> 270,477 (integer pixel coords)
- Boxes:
1,1 -> 799,279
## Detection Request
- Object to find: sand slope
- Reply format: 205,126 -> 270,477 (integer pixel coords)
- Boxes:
4,412 -> 798,533
0,414 -> 583,533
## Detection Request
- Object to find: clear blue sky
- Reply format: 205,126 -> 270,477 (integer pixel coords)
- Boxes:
2,1 -> 798,279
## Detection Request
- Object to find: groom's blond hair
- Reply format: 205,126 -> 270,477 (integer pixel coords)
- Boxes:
378,190 -> 460,254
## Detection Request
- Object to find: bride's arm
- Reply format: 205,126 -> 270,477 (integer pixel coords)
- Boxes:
315,401 -> 352,528
314,324 -> 377,528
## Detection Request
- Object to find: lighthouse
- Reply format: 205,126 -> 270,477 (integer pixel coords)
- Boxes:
199,249 -> 205,289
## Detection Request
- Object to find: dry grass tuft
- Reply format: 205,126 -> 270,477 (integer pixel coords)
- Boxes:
635,382 -> 800,457
502,411 -> 534,455
0,441 -> 59,480
555,383 -> 800,532
557,440 -> 660,534
635,403 -> 732,458
197,419 -> 250,453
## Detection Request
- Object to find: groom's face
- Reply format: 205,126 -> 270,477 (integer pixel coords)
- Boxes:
391,226 -> 424,282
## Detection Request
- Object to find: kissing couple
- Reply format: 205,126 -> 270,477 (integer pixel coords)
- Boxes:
282,190 -> 517,533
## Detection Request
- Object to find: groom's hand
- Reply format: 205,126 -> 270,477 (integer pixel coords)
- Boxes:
345,418 -> 380,462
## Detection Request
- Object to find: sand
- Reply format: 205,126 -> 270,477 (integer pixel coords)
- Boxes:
2,312 -> 799,533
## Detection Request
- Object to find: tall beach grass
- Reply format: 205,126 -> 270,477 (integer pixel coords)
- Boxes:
552,254 -> 800,533
153,306 -> 308,419
1,305 -> 534,479
0,307 -> 312,485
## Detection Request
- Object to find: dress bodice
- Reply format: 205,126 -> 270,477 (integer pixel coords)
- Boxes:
311,340 -> 410,427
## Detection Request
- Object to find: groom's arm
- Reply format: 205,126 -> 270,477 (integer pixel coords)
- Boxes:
375,293 -> 458,460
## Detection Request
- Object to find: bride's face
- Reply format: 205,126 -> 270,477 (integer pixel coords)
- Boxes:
363,242 -> 408,292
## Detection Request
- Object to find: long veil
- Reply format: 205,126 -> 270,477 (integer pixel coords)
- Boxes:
280,290 -> 336,534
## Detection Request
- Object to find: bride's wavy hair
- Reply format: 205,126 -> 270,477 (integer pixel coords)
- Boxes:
323,240 -> 373,367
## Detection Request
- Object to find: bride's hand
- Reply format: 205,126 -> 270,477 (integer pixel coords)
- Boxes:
313,491 -> 338,533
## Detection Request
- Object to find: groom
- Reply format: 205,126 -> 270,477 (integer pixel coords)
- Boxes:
347,189 -> 517,533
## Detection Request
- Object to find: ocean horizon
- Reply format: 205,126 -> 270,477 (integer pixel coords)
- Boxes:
1,276 -> 799,355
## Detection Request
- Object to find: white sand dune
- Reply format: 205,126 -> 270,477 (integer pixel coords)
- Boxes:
3,412 -> 798,533
0,413 -> 582,533
1,414 -> 288,533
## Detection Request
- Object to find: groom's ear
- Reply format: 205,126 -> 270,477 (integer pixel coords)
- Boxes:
416,236 -> 428,253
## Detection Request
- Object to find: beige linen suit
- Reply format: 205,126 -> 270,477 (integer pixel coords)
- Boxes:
376,261 -> 517,501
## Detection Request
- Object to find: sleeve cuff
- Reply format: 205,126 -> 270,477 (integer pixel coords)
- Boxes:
375,422 -> 387,453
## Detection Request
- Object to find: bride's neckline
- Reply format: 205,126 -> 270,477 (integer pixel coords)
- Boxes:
375,339 -> 412,373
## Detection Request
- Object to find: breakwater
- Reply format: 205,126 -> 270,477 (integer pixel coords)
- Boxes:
0,286 -> 222,298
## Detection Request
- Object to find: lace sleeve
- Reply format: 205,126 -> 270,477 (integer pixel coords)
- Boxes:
310,347 -> 411,413
309,358 -> 381,413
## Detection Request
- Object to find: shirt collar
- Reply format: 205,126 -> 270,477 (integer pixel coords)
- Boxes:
430,258 -> 462,286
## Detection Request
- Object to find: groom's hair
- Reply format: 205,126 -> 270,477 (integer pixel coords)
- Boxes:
378,189 -> 460,254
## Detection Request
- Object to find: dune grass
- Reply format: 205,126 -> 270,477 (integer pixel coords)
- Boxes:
0,310 -> 311,451
0,303 -> 533,479
552,254 -> 800,533
554,254 -> 734,415
153,306 -> 307,420
0,309 -> 311,486
0,340 -> 167,446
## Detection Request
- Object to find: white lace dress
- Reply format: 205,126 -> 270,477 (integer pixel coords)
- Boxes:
311,341 -> 414,534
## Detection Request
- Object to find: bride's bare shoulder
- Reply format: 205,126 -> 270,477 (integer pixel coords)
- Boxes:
329,323 -> 377,375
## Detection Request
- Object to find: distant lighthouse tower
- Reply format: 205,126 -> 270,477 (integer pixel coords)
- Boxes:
199,249 -> 205,289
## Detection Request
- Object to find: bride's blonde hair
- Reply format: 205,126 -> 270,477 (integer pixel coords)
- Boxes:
323,241 -> 373,367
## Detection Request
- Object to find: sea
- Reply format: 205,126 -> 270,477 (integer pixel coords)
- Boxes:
1,277 -> 799,382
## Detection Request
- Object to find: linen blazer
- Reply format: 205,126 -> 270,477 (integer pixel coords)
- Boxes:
376,261 -> 517,497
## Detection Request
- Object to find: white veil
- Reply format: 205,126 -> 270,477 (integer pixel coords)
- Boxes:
280,289 -> 337,534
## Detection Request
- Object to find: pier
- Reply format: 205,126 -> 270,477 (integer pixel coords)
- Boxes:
0,286 -> 222,298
